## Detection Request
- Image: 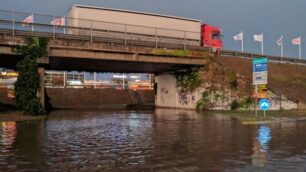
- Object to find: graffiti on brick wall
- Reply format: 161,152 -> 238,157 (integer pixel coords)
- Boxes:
178,92 -> 195,105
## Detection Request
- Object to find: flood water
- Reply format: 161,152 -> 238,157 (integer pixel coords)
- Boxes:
1,109 -> 306,171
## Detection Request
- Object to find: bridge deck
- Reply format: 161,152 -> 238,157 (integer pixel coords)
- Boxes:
0,33 -> 207,73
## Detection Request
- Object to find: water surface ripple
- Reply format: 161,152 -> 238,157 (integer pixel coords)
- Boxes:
0,109 -> 306,171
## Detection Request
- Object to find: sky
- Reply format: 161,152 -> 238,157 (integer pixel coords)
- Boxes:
1,0 -> 306,60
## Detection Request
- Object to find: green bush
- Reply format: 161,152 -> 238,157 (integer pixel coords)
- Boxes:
26,98 -> 45,115
196,91 -> 211,110
174,68 -> 202,93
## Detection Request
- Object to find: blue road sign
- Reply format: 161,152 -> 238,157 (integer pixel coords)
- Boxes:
253,63 -> 268,68
253,67 -> 268,72
259,99 -> 271,111
253,57 -> 268,85
253,58 -> 268,64
253,63 -> 268,72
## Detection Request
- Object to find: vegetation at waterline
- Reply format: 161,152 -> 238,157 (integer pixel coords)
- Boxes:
196,91 -> 211,110
225,110 -> 306,124
13,37 -> 48,115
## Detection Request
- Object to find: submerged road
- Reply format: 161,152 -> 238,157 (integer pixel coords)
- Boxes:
0,109 -> 306,171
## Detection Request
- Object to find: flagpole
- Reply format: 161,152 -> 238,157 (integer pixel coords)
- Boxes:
261,33 -> 264,55
12,10 -> 15,37
31,13 -> 34,32
53,16 -> 56,39
241,31 -> 244,52
63,15 -> 66,34
299,37 -> 302,59
281,35 -> 283,58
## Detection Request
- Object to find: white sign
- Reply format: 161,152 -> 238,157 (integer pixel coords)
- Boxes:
113,75 -> 126,79
253,73 -> 267,85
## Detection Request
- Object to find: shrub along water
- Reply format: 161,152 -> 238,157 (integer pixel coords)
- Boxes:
14,37 -> 48,115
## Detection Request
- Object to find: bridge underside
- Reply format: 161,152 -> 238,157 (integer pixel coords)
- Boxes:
48,57 -> 198,73
0,36 -> 205,73
0,54 -> 202,74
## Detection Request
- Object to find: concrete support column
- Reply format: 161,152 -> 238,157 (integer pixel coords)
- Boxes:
155,74 -> 204,110
38,67 -> 45,108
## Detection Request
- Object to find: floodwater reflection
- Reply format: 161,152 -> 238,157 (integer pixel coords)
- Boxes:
0,122 -> 16,147
257,125 -> 272,153
252,125 -> 271,167
0,109 -> 305,171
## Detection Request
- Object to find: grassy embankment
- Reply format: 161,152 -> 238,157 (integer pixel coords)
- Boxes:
225,110 -> 306,124
215,56 -> 306,107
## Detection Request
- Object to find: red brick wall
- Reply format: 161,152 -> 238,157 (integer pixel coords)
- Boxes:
0,87 -> 154,109
45,88 -> 154,109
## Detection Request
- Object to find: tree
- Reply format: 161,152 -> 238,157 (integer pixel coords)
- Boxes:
14,37 -> 48,115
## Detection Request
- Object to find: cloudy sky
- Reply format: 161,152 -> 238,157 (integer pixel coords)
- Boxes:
1,0 -> 306,59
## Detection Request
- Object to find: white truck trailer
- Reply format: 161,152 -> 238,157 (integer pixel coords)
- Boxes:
66,5 -> 201,47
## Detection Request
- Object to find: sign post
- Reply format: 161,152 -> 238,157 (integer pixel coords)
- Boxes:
259,99 -> 271,117
252,57 -> 268,116
255,85 -> 258,117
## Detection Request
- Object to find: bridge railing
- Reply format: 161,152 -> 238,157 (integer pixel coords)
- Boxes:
220,49 -> 306,65
0,9 -> 201,49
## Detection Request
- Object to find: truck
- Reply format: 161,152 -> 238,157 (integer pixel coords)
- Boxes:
66,5 -> 222,49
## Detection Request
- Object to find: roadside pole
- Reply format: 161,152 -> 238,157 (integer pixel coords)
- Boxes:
252,57 -> 268,117
255,85 -> 258,117
122,77 -> 125,90
264,109 -> 266,118
94,72 -> 96,89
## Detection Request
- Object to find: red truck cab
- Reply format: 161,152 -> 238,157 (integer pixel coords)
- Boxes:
201,24 -> 223,49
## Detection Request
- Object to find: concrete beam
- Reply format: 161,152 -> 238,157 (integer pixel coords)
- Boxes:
0,35 -> 206,73
49,47 -> 204,65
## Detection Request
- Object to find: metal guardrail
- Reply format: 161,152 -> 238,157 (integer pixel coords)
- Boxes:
0,9 -> 201,49
0,9 -> 306,65
1,27 -> 305,66
219,49 -> 306,65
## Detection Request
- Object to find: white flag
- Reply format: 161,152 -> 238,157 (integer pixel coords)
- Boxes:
292,37 -> 301,45
254,33 -> 263,42
277,36 -> 283,47
22,15 -> 33,24
233,31 -> 243,41
51,17 -> 65,26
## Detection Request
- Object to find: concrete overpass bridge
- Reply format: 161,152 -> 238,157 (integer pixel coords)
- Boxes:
0,30 -> 207,74
1,10 -> 306,110
0,26 -> 208,108
0,8 -> 305,71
